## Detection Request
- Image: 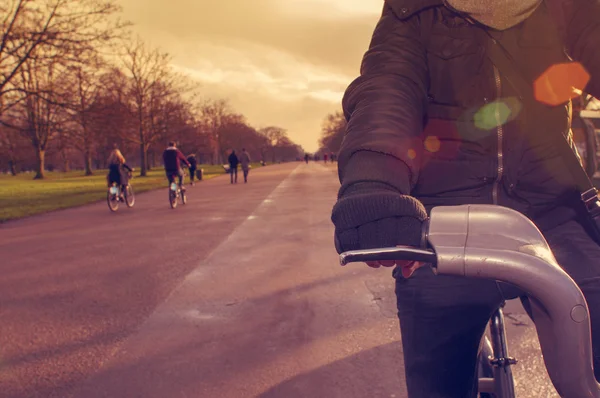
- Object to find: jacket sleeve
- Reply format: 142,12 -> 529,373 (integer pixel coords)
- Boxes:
556,0 -> 600,98
337,1 -> 429,197
178,150 -> 190,166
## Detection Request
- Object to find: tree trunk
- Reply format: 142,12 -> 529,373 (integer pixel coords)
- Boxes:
34,148 -> 45,179
9,160 -> 17,176
140,143 -> 148,176
63,159 -> 70,172
84,151 -> 93,175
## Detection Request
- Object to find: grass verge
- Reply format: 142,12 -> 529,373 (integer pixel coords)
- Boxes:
0,164 -> 262,223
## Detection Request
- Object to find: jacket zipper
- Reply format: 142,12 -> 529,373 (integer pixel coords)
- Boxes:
492,65 -> 504,205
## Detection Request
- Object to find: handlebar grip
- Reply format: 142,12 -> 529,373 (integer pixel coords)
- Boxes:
339,246 -> 437,266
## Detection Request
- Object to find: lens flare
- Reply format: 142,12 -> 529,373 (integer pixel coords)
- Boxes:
474,97 -> 522,130
534,62 -> 590,106
424,136 -> 441,153
407,149 -> 417,160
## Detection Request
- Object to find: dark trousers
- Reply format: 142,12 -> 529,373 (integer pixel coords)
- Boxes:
242,167 -> 249,182
166,169 -> 183,186
230,166 -> 238,183
189,167 -> 197,182
395,218 -> 600,397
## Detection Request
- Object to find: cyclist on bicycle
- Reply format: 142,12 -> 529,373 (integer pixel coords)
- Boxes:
162,141 -> 190,190
107,144 -> 133,198
331,1 -> 600,396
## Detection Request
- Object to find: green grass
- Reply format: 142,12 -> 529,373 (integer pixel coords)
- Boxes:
0,163 -> 263,223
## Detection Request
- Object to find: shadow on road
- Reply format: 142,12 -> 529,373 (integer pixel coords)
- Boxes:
257,342 -> 406,398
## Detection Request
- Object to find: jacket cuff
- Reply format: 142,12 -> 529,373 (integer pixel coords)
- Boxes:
331,190 -> 427,231
338,150 -> 412,197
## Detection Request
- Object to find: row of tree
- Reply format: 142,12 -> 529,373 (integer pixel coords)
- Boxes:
317,110 -> 346,158
0,0 -> 303,179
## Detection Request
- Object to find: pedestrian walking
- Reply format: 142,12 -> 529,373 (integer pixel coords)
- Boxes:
239,148 -> 251,183
187,154 -> 198,185
228,150 -> 239,184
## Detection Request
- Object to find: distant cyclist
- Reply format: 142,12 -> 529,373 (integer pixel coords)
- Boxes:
162,141 -> 190,190
107,144 -> 133,198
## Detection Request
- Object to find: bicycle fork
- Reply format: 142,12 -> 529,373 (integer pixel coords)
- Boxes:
489,308 -> 518,398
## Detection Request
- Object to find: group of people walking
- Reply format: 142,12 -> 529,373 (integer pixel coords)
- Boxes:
228,148 -> 252,184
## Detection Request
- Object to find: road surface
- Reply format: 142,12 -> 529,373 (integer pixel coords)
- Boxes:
0,162 -> 559,397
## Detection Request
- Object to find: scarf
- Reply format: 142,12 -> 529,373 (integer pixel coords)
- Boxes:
445,0 -> 543,30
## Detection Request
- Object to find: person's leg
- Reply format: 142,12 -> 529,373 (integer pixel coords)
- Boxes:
544,219 -> 600,380
395,266 -> 505,398
243,168 -> 248,182
234,167 -> 238,183
174,169 -> 183,189
230,167 -> 234,184
166,171 -> 175,186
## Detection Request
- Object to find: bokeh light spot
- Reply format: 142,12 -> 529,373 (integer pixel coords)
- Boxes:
424,136 -> 441,153
534,62 -> 590,106
474,98 -> 522,130
407,149 -> 416,160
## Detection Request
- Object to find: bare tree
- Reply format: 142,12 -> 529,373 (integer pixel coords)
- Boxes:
319,110 -> 346,154
14,55 -> 71,178
259,126 -> 288,163
0,119 -> 30,175
198,98 -> 234,164
0,0 -> 128,118
121,37 -> 177,176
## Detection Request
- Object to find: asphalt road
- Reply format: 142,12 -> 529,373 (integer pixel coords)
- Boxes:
0,162 -> 559,397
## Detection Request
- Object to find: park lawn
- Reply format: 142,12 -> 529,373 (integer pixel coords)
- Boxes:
0,163 -> 258,223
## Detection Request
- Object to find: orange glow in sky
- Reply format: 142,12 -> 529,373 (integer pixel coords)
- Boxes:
117,0 -> 384,152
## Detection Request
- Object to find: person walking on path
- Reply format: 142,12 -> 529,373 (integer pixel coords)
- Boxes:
239,148 -> 251,183
187,154 -> 198,185
228,150 -> 239,184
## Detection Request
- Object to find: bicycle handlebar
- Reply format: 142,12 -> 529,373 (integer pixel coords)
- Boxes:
338,204 -> 600,398
339,246 -> 437,266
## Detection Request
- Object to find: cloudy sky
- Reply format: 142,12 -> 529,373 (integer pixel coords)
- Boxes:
116,0 -> 384,152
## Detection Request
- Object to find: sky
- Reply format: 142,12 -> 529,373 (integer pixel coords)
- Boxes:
116,0 -> 384,152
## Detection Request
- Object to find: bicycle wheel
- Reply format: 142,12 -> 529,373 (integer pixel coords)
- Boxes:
125,185 -> 135,208
107,187 -> 119,212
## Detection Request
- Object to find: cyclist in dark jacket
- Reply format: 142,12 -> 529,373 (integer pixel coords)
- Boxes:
331,1 -> 600,396
163,142 -> 190,189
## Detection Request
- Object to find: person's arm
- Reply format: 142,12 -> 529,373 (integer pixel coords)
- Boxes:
554,0 -> 600,98
337,1 -> 429,197
331,1 -> 429,254
177,150 -> 190,167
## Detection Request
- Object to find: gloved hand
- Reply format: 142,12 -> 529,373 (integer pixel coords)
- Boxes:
331,182 -> 428,276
